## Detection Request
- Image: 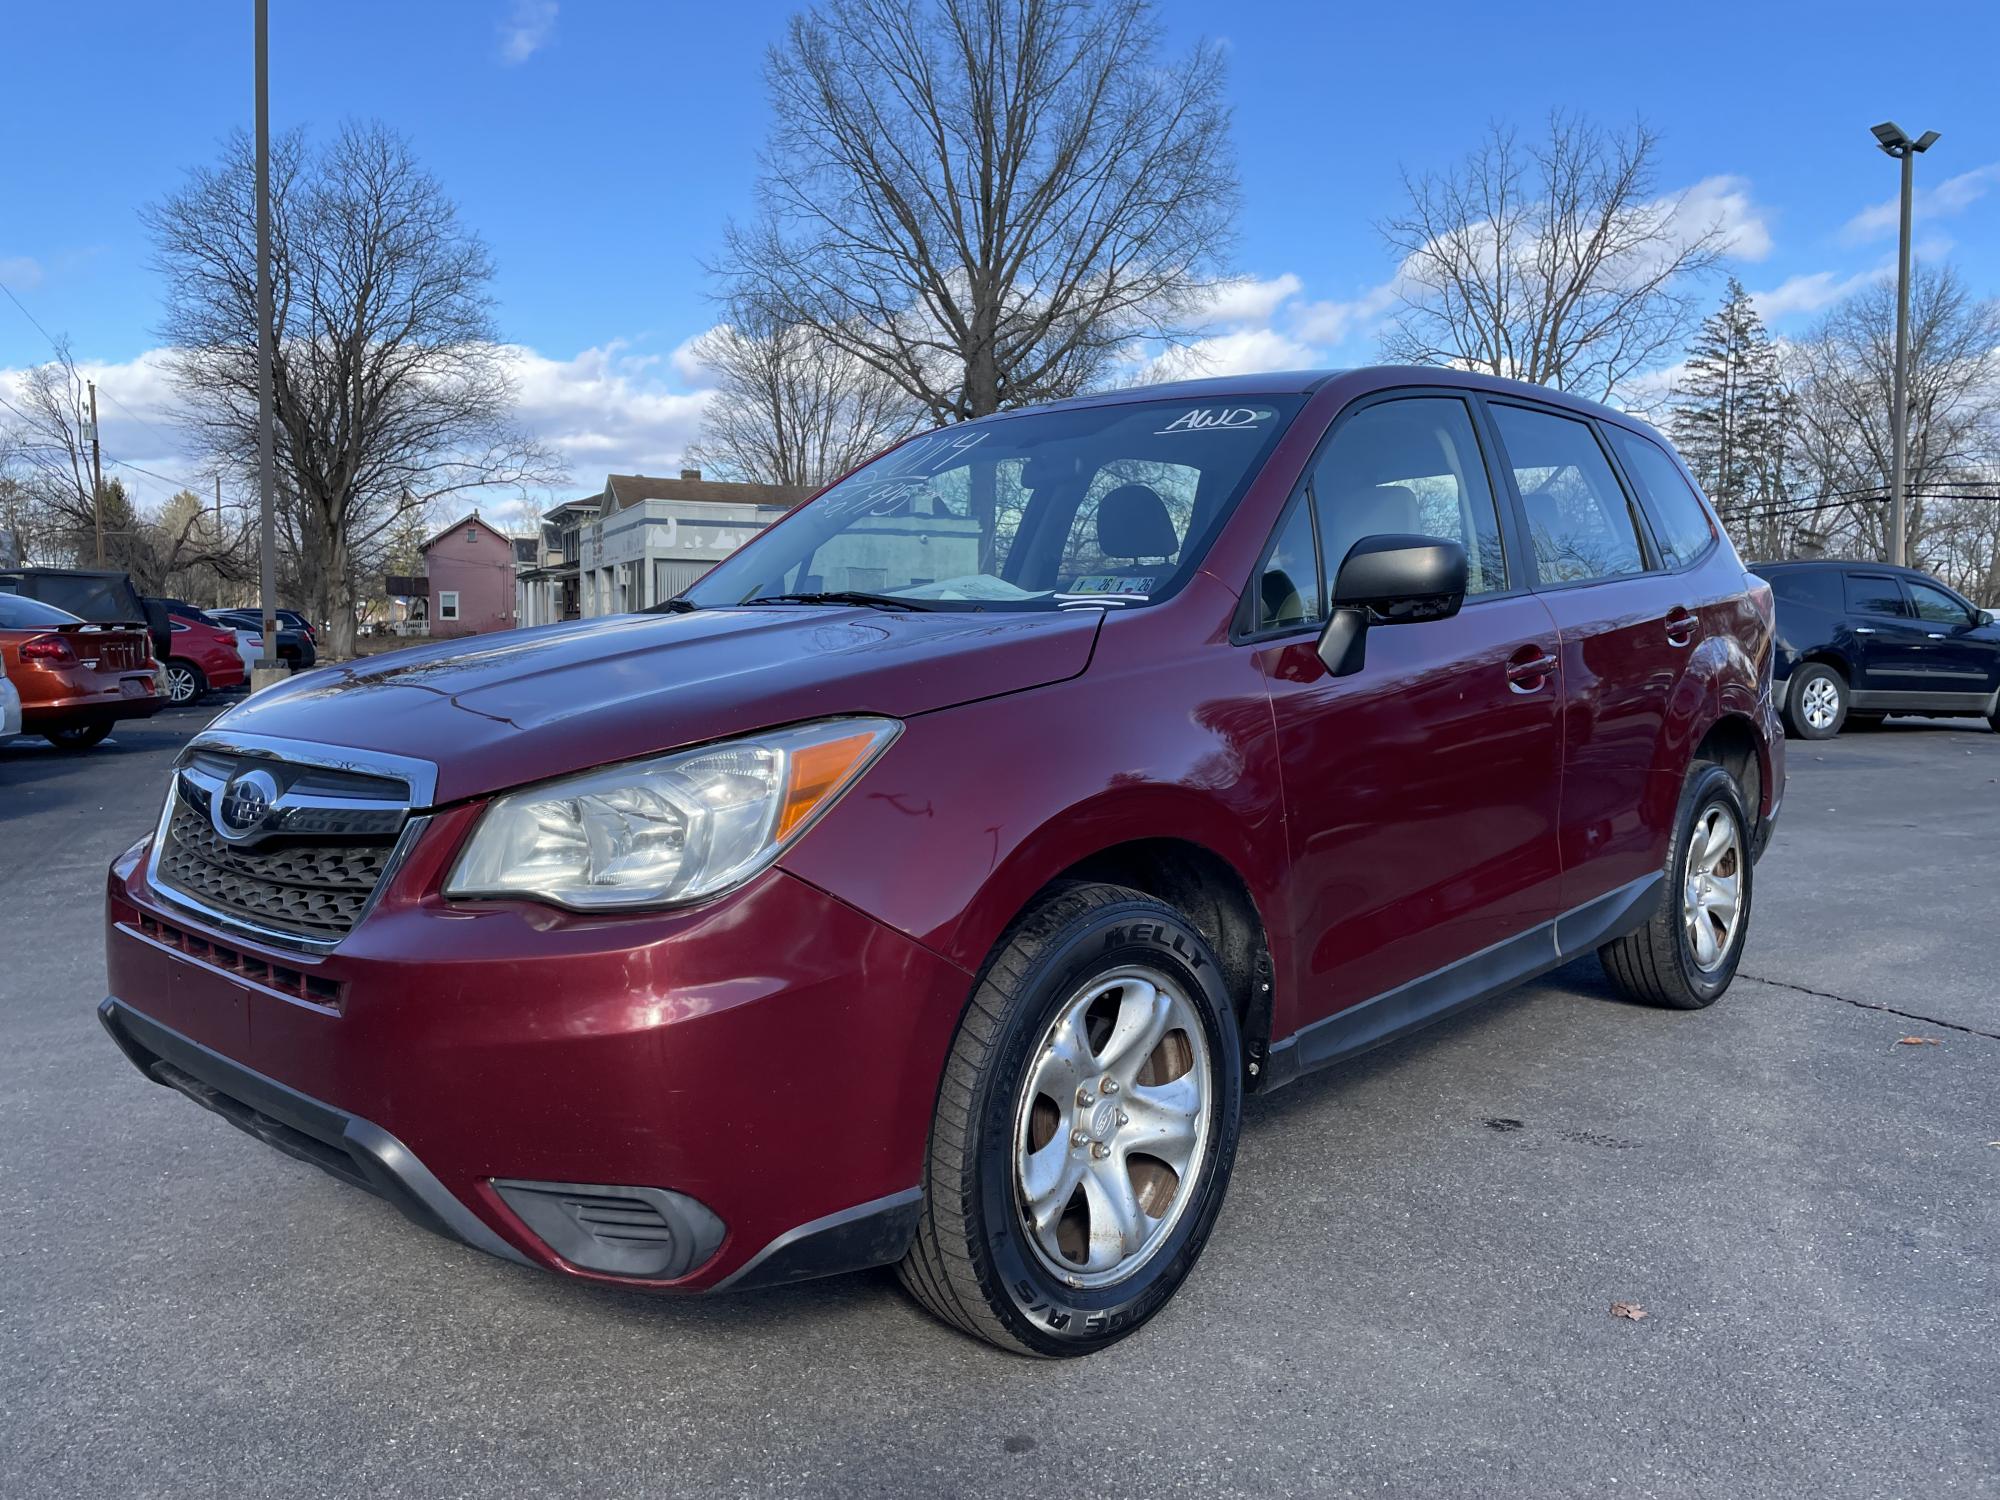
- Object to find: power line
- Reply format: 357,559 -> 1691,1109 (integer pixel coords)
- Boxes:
0,277 -> 62,352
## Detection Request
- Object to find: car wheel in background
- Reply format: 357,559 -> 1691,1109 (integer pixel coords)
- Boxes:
1784,663 -> 1847,740
1598,761 -> 1753,1010
43,722 -> 113,751
899,883 -> 1243,1356
163,660 -> 206,706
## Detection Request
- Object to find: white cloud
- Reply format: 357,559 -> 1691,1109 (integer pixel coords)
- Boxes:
1670,175 -> 1773,262
497,0 -> 557,65
1749,266 -> 1888,322
0,255 -> 44,291
1191,273 -> 1303,327
1293,280 -> 1400,347
1138,327 -> 1322,384
1843,161 -> 2000,243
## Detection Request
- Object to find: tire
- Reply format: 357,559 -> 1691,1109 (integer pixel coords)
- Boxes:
164,659 -> 206,706
898,883 -> 1243,1356
1784,663 -> 1847,740
43,721 -> 112,751
1598,761 -> 1753,1010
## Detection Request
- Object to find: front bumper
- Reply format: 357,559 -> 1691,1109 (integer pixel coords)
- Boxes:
104,819 -> 967,1292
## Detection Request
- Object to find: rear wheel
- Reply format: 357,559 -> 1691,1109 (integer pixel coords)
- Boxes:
1785,663 -> 1847,740
1598,762 -> 1752,1009
899,883 -> 1243,1356
43,722 -> 112,751
163,659 -> 206,706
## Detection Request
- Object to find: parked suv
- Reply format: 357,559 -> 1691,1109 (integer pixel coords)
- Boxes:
1752,559 -> 2000,739
208,608 -> 317,670
100,369 -> 1783,1355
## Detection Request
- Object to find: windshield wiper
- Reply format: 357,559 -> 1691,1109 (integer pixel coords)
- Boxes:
741,590 -> 931,612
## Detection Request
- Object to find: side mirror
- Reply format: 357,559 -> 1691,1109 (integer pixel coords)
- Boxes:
1979,607 -> 1996,627
1316,534 -> 1469,679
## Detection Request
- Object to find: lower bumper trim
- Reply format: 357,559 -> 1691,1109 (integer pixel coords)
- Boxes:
98,997 -> 531,1267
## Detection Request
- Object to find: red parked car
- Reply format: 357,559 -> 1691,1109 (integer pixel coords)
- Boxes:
101,368 -> 1783,1354
1,593 -> 164,749
159,608 -> 250,705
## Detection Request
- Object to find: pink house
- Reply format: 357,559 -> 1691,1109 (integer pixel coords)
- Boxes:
422,513 -> 518,638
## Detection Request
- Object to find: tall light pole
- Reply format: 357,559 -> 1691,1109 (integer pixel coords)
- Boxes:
1871,121 -> 1940,570
252,0 -> 281,685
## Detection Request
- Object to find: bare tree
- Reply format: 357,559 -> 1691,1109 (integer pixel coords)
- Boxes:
685,307 -> 922,487
145,123 -> 562,655
1381,115 -> 1728,401
719,0 -> 1237,425
1783,264 -> 2000,579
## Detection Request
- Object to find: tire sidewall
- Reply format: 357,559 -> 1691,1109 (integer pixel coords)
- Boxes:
1666,764 -> 1754,1004
1788,664 -> 1846,740
972,901 -> 1242,1355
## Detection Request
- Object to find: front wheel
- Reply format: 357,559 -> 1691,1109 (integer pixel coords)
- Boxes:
899,883 -> 1243,1356
164,660 -> 206,706
1598,761 -> 1753,1009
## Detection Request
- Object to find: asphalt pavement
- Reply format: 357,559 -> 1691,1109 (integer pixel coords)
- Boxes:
2,704 -> 1995,1499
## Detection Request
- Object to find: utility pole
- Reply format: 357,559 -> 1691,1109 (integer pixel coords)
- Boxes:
1871,121 -> 1941,570
88,380 -> 104,565
252,0 -> 281,685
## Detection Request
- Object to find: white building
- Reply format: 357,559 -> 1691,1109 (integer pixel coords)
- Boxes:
573,471 -> 814,616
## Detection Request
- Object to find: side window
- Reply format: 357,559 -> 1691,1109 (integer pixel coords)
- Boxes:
1252,496 -> 1322,632
1906,579 -> 1974,626
1605,427 -> 1716,568
1489,403 -> 1649,585
1842,574 -> 1907,617
1307,397 -> 1508,597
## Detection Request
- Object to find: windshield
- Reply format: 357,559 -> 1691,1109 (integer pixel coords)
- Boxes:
683,395 -> 1304,611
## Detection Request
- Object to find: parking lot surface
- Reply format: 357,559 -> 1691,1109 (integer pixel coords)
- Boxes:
3,706 -> 1995,1499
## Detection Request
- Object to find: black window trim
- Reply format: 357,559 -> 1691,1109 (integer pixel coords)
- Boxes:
1478,394 -> 1666,593
1898,573 -> 1978,627
1231,385 -> 1527,645
1595,418 -> 1721,575
1843,569 -> 1912,619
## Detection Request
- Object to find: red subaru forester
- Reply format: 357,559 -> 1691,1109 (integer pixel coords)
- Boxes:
102,369 -> 1783,1355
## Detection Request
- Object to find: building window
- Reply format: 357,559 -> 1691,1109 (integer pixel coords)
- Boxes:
439,591 -> 460,621
465,526 -> 478,542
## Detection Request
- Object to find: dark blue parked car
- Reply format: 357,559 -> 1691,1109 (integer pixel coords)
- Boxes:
1752,559 -> 2000,739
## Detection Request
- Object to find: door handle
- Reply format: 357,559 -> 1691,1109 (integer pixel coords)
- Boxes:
1927,632 -> 1947,639
1854,626 -> 1876,635
1505,647 -> 1559,692
1664,607 -> 1697,646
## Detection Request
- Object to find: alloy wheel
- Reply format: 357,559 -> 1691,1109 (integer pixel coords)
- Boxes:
1682,803 -> 1743,971
1012,967 -> 1212,1289
1801,676 -> 1839,731
166,665 -> 198,704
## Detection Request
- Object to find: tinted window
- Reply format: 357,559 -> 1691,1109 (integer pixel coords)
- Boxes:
1764,570 -> 1841,612
19,575 -> 138,621
1252,496 -> 1322,632
1843,574 -> 1908,617
685,397 -> 1304,610
1308,398 -> 1508,597
1489,405 -> 1648,584
0,594 -> 84,629
1906,579 -> 1973,625
1605,427 -> 1716,568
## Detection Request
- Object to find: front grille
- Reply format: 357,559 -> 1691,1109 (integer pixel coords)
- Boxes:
134,909 -> 346,1010
151,749 -> 414,945
158,807 -> 391,940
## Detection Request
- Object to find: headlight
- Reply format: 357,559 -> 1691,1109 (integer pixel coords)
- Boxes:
445,717 -> 900,911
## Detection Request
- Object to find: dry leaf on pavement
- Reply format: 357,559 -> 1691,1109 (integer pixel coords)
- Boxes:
1609,1301 -> 1648,1321
1895,1036 -> 1941,1047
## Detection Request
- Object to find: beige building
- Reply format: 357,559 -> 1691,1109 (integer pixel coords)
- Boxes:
573,471 -> 813,617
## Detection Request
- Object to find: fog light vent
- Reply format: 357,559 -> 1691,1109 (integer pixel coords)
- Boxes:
492,1180 -> 725,1279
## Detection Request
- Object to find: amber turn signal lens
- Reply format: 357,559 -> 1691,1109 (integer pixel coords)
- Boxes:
776,731 -> 882,841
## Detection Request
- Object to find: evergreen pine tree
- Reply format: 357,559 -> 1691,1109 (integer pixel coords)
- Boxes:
1672,279 -> 1791,556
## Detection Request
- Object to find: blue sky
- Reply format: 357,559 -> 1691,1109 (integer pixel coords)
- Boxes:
3,0 -> 1997,514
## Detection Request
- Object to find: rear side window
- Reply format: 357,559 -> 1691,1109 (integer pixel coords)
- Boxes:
0,594 -> 84,629
1489,404 -> 1648,585
1843,574 -> 1908,617
1906,579 -> 1975,626
1307,397 -> 1509,597
1605,428 -> 1716,568
1765,571 -> 1841,611
1251,496 -> 1323,632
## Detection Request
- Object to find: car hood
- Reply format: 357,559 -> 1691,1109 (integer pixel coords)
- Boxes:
212,606 -> 1104,804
